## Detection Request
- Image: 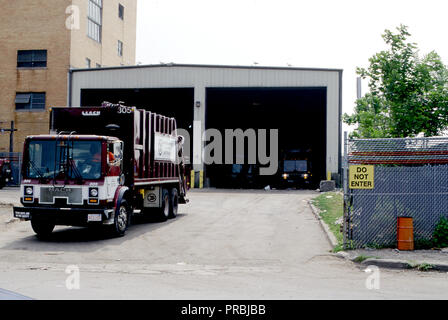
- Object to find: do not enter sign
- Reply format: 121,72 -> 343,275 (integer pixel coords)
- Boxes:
349,165 -> 374,189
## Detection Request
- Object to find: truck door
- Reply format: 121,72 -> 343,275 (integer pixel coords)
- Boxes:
106,142 -> 124,199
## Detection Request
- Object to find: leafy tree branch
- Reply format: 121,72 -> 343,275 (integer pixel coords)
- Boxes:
344,24 -> 448,138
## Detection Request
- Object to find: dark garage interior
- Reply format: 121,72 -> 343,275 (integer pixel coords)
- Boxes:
205,87 -> 327,189
80,86 -> 327,189
80,88 -> 194,163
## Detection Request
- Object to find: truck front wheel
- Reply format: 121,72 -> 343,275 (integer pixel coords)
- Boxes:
112,200 -> 130,237
31,219 -> 55,239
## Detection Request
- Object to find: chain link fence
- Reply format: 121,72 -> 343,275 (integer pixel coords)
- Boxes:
343,135 -> 448,249
0,152 -> 21,187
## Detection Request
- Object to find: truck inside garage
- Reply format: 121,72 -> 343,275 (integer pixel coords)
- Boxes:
80,88 -> 194,163
205,87 -> 327,189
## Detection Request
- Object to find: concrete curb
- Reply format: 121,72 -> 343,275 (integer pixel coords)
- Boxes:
307,200 -> 338,248
361,258 -> 410,270
361,258 -> 448,272
335,251 -> 448,272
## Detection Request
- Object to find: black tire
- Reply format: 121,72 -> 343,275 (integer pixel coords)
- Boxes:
169,188 -> 179,219
111,200 -> 130,237
31,219 -> 55,239
158,188 -> 170,222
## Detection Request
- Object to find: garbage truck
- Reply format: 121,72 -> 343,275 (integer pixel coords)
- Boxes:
13,102 -> 189,238
278,148 -> 313,189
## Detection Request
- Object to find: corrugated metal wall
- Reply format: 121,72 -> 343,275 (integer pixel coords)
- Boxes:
72,65 -> 340,92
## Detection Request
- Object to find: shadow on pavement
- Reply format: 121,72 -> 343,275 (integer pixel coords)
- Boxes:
1,213 -> 186,252
189,188 -> 319,195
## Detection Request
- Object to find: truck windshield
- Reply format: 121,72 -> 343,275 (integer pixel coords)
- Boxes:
283,160 -> 307,172
24,140 -> 102,180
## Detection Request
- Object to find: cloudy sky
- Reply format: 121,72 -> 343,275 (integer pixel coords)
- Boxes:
136,0 -> 448,132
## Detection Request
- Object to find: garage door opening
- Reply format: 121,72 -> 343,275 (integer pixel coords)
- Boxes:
80,88 -> 194,163
205,87 -> 327,189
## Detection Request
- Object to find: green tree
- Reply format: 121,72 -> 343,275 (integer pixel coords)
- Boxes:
344,25 -> 448,138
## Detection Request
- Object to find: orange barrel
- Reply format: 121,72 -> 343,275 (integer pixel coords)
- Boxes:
397,217 -> 414,250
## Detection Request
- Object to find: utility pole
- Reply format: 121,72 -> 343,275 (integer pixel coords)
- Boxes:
0,121 -> 18,153
356,77 -> 362,99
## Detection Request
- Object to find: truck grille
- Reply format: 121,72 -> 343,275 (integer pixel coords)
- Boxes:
40,187 -> 83,205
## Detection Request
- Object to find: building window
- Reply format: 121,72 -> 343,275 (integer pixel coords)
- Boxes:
118,4 -> 124,20
17,50 -> 47,68
86,58 -> 91,68
118,40 -> 123,57
88,0 -> 102,43
15,93 -> 46,110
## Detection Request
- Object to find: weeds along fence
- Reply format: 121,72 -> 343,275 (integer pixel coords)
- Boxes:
0,152 -> 21,186
343,136 -> 448,249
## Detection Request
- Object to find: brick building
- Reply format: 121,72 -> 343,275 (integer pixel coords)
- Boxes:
0,0 -> 137,152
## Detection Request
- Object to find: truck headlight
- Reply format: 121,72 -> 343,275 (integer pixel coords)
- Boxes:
282,173 -> 289,180
25,186 -> 33,195
89,187 -> 99,198
303,174 -> 309,179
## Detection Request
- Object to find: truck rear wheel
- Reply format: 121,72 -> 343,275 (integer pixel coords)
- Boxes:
169,188 -> 178,219
31,219 -> 55,239
158,188 -> 170,222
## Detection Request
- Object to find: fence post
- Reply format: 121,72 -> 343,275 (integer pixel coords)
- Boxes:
343,131 -> 348,249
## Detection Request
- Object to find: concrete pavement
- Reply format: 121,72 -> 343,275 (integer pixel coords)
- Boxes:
0,188 -> 447,299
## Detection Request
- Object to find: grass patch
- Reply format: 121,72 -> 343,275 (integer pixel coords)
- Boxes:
353,255 -> 373,263
312,191 -> 344,251
417,263 -> 434,272
407,261 -> 434,272
332,244 -> 344,253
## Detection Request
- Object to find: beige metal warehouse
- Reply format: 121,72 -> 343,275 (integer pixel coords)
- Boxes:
68,64 -> 342,187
